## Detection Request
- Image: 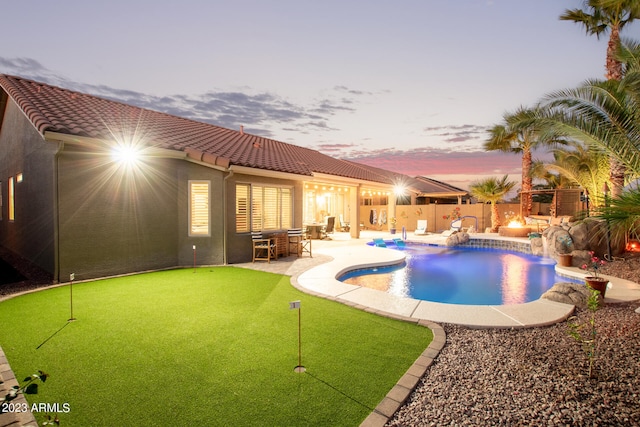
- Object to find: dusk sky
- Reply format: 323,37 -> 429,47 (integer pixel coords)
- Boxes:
2,0 -> 640,190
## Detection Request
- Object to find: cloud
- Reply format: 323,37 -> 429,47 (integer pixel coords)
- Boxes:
0,56 -> 366,139
315,142 -> 358,153
423,124 -> 490,144
344,146 -> 524,189
333,85 -> 374,96
1,57 -> 524,191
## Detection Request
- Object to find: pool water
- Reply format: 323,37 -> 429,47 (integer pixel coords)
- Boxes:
339,243 -> 575,305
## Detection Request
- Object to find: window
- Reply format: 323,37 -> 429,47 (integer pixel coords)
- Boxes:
8,177 -> 14,221
189,180 -> 210,236
235,183 -> 292,232
235,184 -> 250,232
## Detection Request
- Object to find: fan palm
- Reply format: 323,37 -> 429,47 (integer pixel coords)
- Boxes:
485,107 -> 558,218
469,175 -> 516,232
560,0 -> 640,196
561,0 -> 640,80
543,142 -> 611,209
540,78 -> 640,178
597,186 -> 640,243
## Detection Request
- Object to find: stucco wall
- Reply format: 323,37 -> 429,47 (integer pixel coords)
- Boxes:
56,150 -> 183,281
0,100 -> 56,274
176,162 -> 225,267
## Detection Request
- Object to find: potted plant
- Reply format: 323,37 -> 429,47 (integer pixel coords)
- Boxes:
557,235 -> 574,267
581,251 -> 609,298
389,217 -> 397,234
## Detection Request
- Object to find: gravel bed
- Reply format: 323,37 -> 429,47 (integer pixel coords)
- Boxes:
388,255 -> 640,427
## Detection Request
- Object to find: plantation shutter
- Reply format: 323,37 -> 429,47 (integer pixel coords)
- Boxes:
262,187 -> 279,230
242,184 -> 293,232
251,186 -> 264,231
189,181 -> 210,236
281,188 -> 292,229
235,184 -> 250,232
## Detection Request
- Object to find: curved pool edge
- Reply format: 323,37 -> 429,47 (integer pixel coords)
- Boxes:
555,264 -> 640,304
293,245 -> 577,329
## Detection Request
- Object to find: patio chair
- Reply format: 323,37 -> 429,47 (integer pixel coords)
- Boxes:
325,216 -> 335,234
339,214 -> 350,232
288,228 -> 312,257
414,219 -> 428,235
251,231 -> 276,263
373,238 -> 387,247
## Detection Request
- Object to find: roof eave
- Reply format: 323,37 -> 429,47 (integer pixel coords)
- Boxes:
311,172 -> 393,188
44,131 -> 188,160
418,192 -> 468,197
230,165 -> 310,181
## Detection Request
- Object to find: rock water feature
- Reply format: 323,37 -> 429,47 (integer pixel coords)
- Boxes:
540,218 -> 614,267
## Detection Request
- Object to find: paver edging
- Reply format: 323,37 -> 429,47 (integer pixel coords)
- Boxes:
0,345 -> 38,427
360,317 -> 445,427
290,264 -> 447,427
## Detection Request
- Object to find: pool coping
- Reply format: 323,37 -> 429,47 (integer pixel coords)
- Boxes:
293,241 -> 640,329
290,238 -> 640,426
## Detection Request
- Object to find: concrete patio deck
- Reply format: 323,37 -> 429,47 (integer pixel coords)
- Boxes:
241,230 -> 640,329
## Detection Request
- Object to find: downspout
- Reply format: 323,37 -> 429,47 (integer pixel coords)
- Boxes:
52,141 -> 64,284
222,170 -> 234,265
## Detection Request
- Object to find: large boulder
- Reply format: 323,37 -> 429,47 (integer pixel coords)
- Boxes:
530,236 -> 544,257
544,226 -> 574,259
445,231 -> 470,246
569,221 -> 590,250
541,282 -> 591,309
543,218 -> 620,263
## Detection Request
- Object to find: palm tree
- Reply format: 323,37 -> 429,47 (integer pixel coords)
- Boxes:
561,0 -> 640,80
469,175 -> 516,232
597,187 -> 640,243
560,0 -> 640,196
539,73 -> 640,247
541,78 -> 640,178
485,107 -> 557,218
542,142 -> 611,209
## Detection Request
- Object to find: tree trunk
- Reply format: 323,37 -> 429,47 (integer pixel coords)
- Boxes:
609,157 -> 626,198
521,147 -> 533,217
606,25 -> 625,197
605,26 -> 623,81
491,202 -> 501,232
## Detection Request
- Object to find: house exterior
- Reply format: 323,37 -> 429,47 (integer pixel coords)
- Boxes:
1,74 -> 471,283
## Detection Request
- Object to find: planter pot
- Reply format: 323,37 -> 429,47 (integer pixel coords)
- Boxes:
585,276 -> 608,298
558,254 -> 573,267
390,228 -> 396,235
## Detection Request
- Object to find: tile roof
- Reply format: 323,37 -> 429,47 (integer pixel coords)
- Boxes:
413,176 -> 468,195
0,74 -> 396,184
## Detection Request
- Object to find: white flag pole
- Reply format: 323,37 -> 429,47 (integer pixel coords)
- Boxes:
289,300 -> 305,373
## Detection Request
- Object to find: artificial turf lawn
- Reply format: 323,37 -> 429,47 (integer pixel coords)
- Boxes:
0,267 -> 433,426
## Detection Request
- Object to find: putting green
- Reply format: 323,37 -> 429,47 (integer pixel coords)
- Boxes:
0,267 -> 432,426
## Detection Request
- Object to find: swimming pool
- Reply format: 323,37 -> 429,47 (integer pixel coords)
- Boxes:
339,243 -> 576,305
